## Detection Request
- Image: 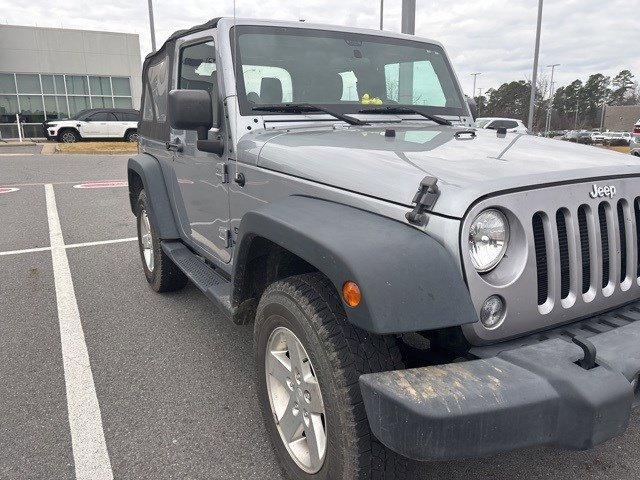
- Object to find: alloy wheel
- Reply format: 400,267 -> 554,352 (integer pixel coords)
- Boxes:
265,326 -> 327,474
139,209 -> 154,271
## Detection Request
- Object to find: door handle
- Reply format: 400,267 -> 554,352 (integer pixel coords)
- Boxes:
165,139 -> 183,153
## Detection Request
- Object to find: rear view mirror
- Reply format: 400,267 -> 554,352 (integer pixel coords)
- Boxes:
168,89 -> 213,140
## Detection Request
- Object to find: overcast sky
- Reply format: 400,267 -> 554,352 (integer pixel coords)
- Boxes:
1,0 -> 637,95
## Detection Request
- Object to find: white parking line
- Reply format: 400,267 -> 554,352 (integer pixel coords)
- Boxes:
0,237 -> 138,257
44,184 -> 114,480
65,237 -> 137,249
0,246 -> 52,257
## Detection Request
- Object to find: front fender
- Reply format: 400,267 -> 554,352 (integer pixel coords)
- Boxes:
127,153 -> 179,240
233,196 -> 477,334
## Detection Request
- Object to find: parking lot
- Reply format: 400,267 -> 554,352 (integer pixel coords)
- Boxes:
1,151 -> 640,480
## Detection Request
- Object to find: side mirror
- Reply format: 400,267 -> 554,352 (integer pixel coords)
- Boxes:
465,96 -> 477,121
168,89 -> 213,140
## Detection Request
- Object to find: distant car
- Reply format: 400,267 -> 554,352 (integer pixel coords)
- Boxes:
634,118 -> 640,136
575,131 -> 593,145
630,134 -> 640,156
591,131 -> 606,144
603,132 -> 632,147
562,130 -> 579,142
43,108 -> 140,143
474,117 -> 529,134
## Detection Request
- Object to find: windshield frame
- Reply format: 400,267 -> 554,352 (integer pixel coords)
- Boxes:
230,25 -> 467,118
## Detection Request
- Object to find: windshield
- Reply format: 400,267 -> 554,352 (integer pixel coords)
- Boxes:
233,26 -> 465,117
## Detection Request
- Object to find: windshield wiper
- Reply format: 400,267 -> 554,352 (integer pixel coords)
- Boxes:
252,103 -> 369,126
358,106 -> 452,126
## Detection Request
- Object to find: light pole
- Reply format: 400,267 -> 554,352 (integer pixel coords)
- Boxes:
544,63 -> 560,135
398,0 -> 416,103
401,0 -> 415,34
379,0 -> 384,30
147,0 -> 157,52
527,0 -> 544,133
470,73 -> 482,98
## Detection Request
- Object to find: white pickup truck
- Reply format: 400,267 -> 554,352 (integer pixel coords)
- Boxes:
43,108 -> 139,143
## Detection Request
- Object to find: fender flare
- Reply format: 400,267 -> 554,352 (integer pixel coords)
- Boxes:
233,196 -> 477,334
127,153 -> 180,240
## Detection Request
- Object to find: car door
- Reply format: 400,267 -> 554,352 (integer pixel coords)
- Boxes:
110,111 -> 128,137
81,112 -> 116,137
170,35 -> 231,263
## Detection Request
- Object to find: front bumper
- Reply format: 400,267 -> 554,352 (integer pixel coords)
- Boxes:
360,302 -> 640,461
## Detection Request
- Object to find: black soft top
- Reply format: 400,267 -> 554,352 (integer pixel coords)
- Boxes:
143,17 -> 221,64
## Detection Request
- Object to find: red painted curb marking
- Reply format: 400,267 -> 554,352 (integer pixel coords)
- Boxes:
73,181 -> 127,189
0,187 -> 19,194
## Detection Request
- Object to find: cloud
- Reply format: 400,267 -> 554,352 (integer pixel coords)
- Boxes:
0,0 -> 636,94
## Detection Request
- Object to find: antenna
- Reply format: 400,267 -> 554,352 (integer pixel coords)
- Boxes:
232,0 -> 241,184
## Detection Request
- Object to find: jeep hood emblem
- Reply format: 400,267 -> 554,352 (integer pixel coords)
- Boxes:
589,184 -> 616,199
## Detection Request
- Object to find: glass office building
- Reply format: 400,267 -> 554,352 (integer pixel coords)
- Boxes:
0,73 -> 134,123
0,24 -> 142,139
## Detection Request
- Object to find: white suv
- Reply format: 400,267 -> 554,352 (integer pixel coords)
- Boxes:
475,117 -> 529,134
43,108 -> 140,143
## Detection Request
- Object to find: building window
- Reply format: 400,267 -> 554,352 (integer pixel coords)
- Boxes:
89,76 -> 112,96
112,77 -> 131,96
16,74 -> 41,94
66,76 -> 89,95
0,73 -> 134,130
0,94 -> 19,123
0,74 -> 17,94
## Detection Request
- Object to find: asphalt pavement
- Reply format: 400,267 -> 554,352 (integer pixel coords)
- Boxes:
0,152 -> 638,479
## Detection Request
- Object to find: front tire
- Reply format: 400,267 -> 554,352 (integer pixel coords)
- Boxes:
59,129 -> 79,143
136,190 -> 187,292
254,273 -> 412,480
125,129 -> 139,142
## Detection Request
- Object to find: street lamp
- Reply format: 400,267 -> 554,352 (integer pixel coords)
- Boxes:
147,0 -> 157,52
470,73 -> 482,98
379,0 -> 384,30
527,0 -> 544,132
544,63 -> 560,136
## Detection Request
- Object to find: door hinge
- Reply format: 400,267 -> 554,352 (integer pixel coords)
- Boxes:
216,162 -> 229,183
218,227 -> 232,248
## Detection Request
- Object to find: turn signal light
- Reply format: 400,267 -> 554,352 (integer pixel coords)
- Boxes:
342,281 -> 361,307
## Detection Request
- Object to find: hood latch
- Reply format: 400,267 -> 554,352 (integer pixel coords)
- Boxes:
405,176 -> 440,226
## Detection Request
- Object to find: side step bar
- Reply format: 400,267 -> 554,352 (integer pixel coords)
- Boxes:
161,241 -> 234,317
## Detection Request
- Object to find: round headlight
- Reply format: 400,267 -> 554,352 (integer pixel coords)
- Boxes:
468,209 -> 509,272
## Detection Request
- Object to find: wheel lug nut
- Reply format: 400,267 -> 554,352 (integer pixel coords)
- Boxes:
286,378 -> 293,390
304,391 -> 311,403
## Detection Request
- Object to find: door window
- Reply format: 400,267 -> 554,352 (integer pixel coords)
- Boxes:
178,40 -> 219,121
179,41 -> 217,92
87,112 -> 117,122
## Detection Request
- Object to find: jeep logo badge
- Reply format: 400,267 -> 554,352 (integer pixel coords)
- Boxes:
589,184 -> 616,199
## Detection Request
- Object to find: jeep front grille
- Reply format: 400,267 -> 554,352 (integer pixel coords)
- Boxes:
533,199 -> 640,309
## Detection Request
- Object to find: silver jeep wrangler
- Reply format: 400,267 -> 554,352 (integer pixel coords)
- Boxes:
128,17 -> 640,480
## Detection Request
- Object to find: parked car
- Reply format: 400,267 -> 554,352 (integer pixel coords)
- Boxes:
634,118 -> 640,136
562,130 -> 579,141
603,131 -> 632,146
575,131 -> 593,144
631,134 -> 640,156
591,131 -> 606,143
474,117 -> 529,133
129,17 -> 640,480
43,108 -> 140,143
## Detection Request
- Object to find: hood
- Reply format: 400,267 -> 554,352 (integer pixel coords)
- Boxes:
252,124 -> 640,218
